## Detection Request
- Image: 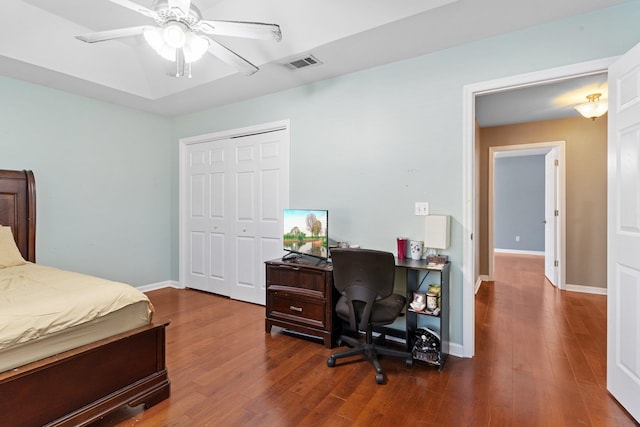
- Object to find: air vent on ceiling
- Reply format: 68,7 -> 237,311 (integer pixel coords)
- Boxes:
283,55 -> 322,71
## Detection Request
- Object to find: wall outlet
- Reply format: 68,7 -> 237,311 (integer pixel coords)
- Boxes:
515,235 -> 520,242
415,202 -> 429,215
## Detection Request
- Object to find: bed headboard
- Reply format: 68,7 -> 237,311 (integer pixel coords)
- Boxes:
0,169 -> 36,262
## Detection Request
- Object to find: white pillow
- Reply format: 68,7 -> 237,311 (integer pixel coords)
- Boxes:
0,226 -> 27,268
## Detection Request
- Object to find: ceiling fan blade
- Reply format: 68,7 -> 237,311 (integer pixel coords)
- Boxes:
168,0 -> 192,17
205,38 -> 258,76
109,0 -> 157,19
198,20 -> 282,42
75,26 -> 150,43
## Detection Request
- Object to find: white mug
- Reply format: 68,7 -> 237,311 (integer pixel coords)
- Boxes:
409,240 -> 423,260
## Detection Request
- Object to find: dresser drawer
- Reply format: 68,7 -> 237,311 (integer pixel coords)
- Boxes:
267,264 -> 327,293
267,290 -> 325,328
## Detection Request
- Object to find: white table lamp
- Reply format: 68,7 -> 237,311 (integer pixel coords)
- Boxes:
424,215 -> 450,262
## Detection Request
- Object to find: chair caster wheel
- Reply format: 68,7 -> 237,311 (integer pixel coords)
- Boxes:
327,357 -> 336,367
375,373 -> 384,384
405,359 -> 414,367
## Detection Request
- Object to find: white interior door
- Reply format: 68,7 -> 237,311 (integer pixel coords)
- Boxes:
544,149 -> 559,286
180,121 -> 289,305
184,139 -> 231,296
607,41 -> 640,423
230,130 -> 289,304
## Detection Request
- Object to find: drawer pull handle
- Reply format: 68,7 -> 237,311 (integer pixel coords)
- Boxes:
289,305 -> 303,312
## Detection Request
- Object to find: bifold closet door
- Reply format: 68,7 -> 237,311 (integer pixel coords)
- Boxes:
183,128 -> 289,305
229,131 -> 287,305
185,139 -> 231,297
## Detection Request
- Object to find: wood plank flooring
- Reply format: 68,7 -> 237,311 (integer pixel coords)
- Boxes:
93,253 -> 637,426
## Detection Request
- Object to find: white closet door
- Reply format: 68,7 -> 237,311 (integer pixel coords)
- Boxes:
208,140 -> 232,296
230,131 -> 289,305
181,121 -> 289,305
185,140 -> 231,296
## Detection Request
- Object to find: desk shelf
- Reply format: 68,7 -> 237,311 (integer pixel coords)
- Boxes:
408,307 -> 441,317
397,260 -> 450,370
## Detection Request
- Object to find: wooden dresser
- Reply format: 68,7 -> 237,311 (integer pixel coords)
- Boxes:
265,257 -> 338,348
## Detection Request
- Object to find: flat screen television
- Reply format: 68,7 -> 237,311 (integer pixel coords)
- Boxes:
283,209 -> 329,259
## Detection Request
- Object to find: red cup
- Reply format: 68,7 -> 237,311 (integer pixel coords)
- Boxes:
397,238 -> 408,259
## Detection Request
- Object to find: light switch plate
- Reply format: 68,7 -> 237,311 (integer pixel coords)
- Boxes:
415,202 -> 429,215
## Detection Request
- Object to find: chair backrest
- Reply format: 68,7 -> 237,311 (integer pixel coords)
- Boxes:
330,248 -> 396,330
331,248 -> 396,296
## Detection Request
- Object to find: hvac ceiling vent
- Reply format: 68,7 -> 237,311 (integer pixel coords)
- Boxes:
284,55 -> 322,70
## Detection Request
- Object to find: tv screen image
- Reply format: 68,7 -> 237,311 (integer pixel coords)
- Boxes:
283,209 -> 328,259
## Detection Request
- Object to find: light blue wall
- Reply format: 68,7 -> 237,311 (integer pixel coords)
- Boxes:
0,2 -> 638,348
173,2 -> 640,346
494,156 -> 545,251
0,78 -> 173,286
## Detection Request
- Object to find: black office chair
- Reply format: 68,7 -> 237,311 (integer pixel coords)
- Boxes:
327,248 -> 413,384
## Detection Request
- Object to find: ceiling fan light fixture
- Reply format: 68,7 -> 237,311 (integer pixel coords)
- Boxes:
143,26 -> 164,50
163,22 -> 187,48
80,0 -> 281,76
575,93 -> 608,120
183,32 -> 209,62
144,26 -> 175,61
144,24 -> 208,63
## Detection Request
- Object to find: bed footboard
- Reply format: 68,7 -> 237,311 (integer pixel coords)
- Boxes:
0,320 -> 170,427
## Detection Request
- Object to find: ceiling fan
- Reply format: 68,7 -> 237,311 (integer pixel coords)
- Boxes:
75,0 -> 282,77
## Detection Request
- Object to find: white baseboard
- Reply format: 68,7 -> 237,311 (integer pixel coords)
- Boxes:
475,275 -> 488,294
564,283 -> 607,295
448,342 -> 464,358
494,248 -> 544,256
137,280 -> 182,293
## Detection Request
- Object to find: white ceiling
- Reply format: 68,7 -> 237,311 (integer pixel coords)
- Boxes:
0,0 -> 625,119
476,72 -> 609,127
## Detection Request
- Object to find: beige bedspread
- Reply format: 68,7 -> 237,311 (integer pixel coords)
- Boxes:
0,263 -> 153,350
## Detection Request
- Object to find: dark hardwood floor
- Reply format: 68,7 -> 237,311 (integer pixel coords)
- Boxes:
94,253 -> 637,426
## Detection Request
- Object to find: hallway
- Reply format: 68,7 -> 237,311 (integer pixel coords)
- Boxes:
473,253 -> 635,425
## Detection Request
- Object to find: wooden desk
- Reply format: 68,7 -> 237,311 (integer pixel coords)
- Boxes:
264,255 -> 450,368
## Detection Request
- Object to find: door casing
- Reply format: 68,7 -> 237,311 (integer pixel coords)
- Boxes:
462,57 -> 616,358
487,142 -> 565,288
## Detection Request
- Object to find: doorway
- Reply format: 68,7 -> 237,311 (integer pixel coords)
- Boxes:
461,57 -> 615,358
488,142 -> 565,289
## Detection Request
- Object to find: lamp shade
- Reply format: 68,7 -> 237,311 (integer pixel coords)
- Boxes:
163,23 -> 187,48
183,32 -> 209,62
574,93 -> 608,119
424,215 -> 450,250
143,23 -> 209,63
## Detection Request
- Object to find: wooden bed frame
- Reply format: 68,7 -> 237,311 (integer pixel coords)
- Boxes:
0,169 -> 170,426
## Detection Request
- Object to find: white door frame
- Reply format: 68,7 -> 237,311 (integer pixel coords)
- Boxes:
461,57 -> 616,358
488,142 -> 566,289
179,119 -> 290,291
544,147 -> 561,287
